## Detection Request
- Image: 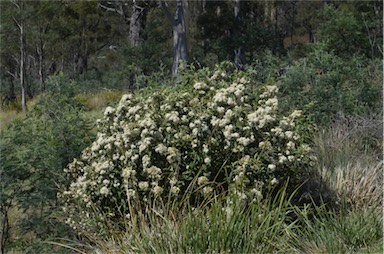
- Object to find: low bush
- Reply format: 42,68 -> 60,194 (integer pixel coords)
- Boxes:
60,63 -> 316,236
0,84 -> 94,253
280,46 -> 382,125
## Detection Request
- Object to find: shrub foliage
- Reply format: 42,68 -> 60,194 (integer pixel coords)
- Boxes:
60,63 -> 316,235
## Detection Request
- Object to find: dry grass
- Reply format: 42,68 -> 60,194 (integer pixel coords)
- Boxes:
314,113 -> 383,209
315,113 -> 382,168
0,97 -> 39,131
0,110 -> 21,131
320,161 -> 383,209
75,90 -> 125,111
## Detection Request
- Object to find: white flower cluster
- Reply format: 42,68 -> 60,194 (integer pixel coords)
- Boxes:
61,65 -> 315,233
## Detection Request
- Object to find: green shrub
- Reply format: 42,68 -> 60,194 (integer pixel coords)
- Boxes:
318,4 -> 383,58
60,63 -> 315,235
0,84 -> 93,252
279,45 -> 382,126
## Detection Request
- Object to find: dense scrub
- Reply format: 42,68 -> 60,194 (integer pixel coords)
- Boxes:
60,63 -> 316,236
0,83 -> 94,252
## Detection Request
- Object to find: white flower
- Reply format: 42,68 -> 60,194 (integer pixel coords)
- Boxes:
100,186 -> 110,196
104,106 -> 115,116
278,155 -> 287,164
144,166 -> 162,179
160,103 -> 171,111
247,112 -> 258,124
301,144 -> 312,153
152,186 -> 163,195
165,111 -> 180,123
142,155 -> 151,169
290,110 -> 302,118
139,137 -> 152,153
251,188 -> 262,198
227,97 -> 235,106
138,181 -> 149,191
271,178 -> 279,185
194,82 -> 208,90
171,186 -> 180,195
203,186 -> 213,195
224,109 -> 233,119
286,141 -> 295,150
131,154 -> 139,162
128,105 -> 141,115
120,94 -> 132,104
268,164 -> 276,170
155,144 -> 168,155
122,167 -> 136,179
213,91 -> 227,103
223,124 -> 234,138
239,77 -> 249,84
197,176 -> 209,186
265,97 -> 278,108
217,107 -> 225,114
189,98 -> 199,107
203,144 -> 209,154
234,84 -> 245,97
285,131 -> 294,139
166,147 -> 180,164
192,128 -> 199,136
126,189 -> 136,198
237,137 -> 251,147
204,157 -> 211,164
169,177 -> 178,186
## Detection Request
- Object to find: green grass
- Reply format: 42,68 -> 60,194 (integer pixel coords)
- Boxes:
78,187 -> 381,254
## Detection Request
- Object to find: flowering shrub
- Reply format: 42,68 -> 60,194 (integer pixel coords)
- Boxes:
60,63 -> 315,234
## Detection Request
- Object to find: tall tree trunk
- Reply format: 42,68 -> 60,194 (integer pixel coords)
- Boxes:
129,1 -> 147,47
0,203 -> 11,254
161,0 -> 189,77
37,29 -> 46,92
13,0 -> 28,112
99,0 -> 151,47
20,19 -> 27,112
233,0 -> 246,70
38,46 -> 45,92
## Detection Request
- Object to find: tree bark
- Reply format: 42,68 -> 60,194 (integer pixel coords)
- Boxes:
100,0 -> 149,47
161,0 -> 188,77
19,18 -> 27,112
37,26 -> 46,92
0,203 -> 10,254
37,44 -> 45,92
129,2 -> 147,47
233,0 -> 246,70
12,0 -> 28,112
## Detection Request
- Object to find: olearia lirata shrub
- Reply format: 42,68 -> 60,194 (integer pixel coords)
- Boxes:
60,63 -> 316,235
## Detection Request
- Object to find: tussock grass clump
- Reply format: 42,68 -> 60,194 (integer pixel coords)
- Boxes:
314,113 -> 382,168
291,207 -> 383,253
313,113 -> 383,210
320,161 -> 383,210
79,185 -> 301,254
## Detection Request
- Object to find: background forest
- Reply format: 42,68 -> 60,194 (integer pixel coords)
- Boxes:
0,0 -> 383,253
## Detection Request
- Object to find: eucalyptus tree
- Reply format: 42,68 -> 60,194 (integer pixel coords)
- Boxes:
99,0 -> 154,47
160,0 -> 188,77
5,0 -> 28,112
